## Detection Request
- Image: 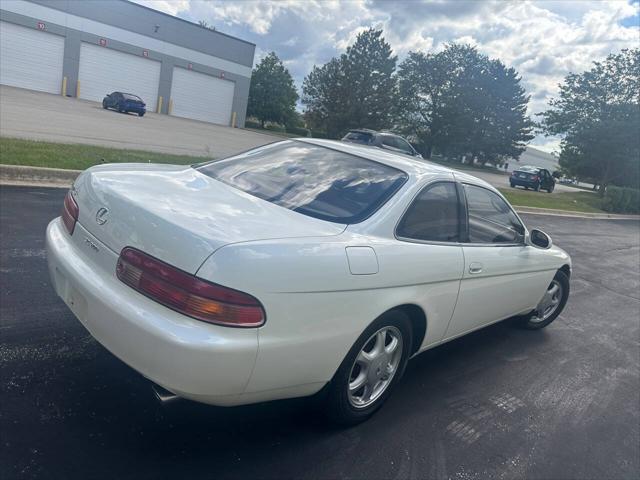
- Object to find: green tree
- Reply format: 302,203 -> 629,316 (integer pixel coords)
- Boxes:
397,44 -> 533,164
302,28 -> 397,138
248,52 -> 298,128
540,49 -> 640,194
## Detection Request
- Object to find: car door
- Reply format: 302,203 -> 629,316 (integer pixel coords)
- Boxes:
390,180 -> 465,348
444,182 -> 553,340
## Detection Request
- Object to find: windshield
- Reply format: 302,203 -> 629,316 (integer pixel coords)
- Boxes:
197,141 -> 408,224
122,93 -> 142,101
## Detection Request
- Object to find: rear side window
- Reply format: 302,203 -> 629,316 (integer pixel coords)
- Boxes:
343,132 -> 373,144
397,182 -> 461,242
464,184 -> 524,244
198,141 -> 408,224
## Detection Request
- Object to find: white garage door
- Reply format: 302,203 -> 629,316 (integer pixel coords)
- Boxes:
170,67 -> 235,125
0,21 -> 64,94
78,42 -> 160,111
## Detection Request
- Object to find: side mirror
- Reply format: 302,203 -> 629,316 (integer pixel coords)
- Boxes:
527,229 -> 552,249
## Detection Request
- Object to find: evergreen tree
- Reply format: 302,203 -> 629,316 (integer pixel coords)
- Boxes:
397,44 -> 533,164
302,28 -> 397,138
248,52 -> 298,128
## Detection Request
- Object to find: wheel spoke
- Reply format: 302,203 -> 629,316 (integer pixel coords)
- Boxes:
349,372 -> 367,392
373,330 -> 387,358
385,335 -> 399,355
356,350 -> 374,366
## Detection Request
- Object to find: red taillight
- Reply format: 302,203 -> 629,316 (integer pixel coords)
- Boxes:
61,189 -> 79,235
116,247 -> 265,327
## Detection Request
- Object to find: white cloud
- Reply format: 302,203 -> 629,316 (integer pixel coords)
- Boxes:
133,0 -> 640,145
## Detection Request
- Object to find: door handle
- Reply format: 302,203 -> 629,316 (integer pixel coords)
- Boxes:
469,262 -> 483,274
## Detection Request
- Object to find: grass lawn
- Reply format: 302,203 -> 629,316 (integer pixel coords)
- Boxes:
500,188 -> 606,213
0,137 -> 205,170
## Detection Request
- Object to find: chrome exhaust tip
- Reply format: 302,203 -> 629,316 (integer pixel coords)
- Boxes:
151,383 -> 180,404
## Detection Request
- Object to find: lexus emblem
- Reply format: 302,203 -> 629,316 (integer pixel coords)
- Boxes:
95,207 -> 109,225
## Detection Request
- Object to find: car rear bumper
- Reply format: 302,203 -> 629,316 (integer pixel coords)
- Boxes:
45,218 -> 258,406
510,178 -> 538,188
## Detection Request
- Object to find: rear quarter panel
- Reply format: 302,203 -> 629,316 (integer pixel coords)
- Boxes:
196,233 -> 463,395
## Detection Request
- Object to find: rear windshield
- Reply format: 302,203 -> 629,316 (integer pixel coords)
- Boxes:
122,94 -> 142,101
197,141 -> 408,224
343,131 -> 374,144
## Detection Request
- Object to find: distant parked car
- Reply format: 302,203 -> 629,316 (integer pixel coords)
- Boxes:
510,166 -> 555,193
342,129 -> 422,158
102,92 -> 146,117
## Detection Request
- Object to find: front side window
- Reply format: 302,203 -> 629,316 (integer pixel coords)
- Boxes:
395,138 -> 415,155
198,141 -> 408,224
379,135 -> 394,147
397,182 -> 461,242
464,184 -> 524,244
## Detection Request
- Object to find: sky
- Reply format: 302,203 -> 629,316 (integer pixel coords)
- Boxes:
133,0 -> 640,152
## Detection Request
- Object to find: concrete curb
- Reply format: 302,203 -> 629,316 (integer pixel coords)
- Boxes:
514,205 -> 640,220
0,164 -> 80,187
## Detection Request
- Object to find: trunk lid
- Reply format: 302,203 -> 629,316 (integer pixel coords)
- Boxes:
73,164 -> 345,273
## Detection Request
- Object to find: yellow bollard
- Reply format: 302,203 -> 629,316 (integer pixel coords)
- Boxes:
231,111 -> 237,128
168,99 -> 173,115
157,96 -> 163,114
61,76 -> 67,96
75,80 -> 81,98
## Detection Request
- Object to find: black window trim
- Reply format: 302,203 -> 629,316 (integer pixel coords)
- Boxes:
460,182 -> 528,247
394,179 -> 466,246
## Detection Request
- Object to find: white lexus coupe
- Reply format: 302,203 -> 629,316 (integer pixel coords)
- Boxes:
46,139 -> 571,424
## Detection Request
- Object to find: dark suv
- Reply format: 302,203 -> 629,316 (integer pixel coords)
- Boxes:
510,166 -> 555,193
342,129 -> 422,158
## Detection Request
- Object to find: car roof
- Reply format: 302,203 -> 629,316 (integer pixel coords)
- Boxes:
297,138 -> 494,190
346,128 -> 377,135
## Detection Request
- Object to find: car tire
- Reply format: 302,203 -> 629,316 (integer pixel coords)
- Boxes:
518,270 -> 570,330
102,100 -> 107,109
324,310 -> 413,425
138,112 -> 145,117
510,182 -> 515,188
547,185 -> 554,193
534,184 -> 540,192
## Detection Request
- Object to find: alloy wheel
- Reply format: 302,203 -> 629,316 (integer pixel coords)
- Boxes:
532,279 -> 563,323
347,326 -> 403,409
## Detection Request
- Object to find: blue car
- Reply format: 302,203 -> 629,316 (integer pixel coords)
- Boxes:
510,166 -> 555,193
102,91 -> 146,117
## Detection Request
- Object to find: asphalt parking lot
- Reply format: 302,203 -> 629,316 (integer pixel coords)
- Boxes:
1,185 -> 639,480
